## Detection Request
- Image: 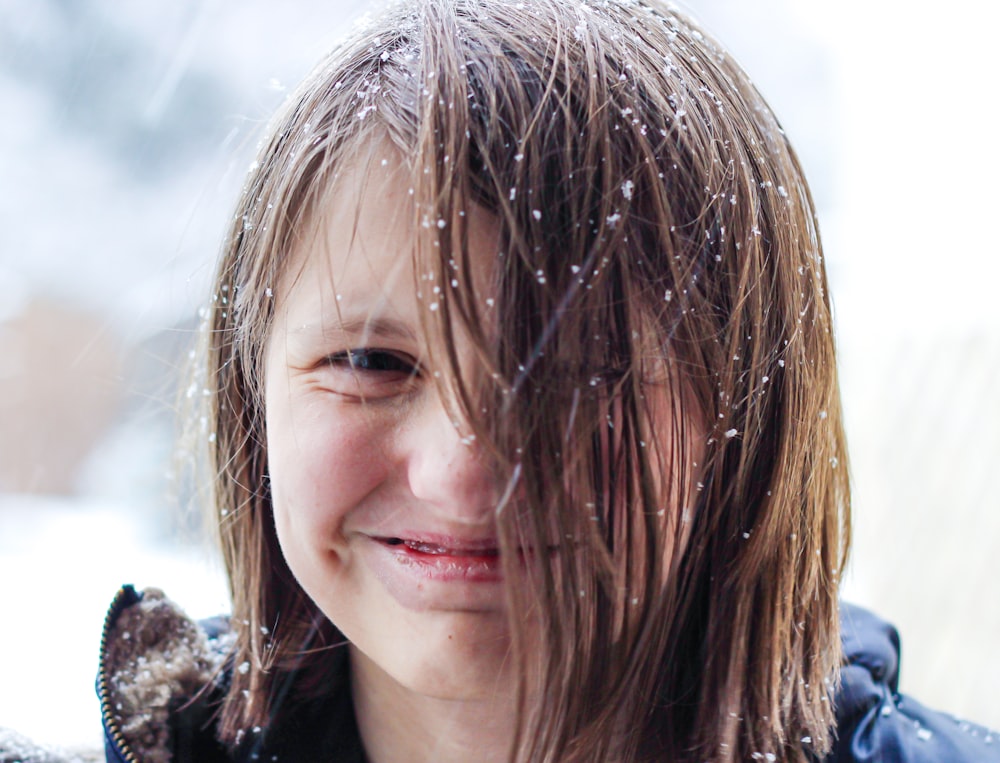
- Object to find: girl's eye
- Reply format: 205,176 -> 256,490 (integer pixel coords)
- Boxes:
336,349 -> 417,374
323,348 -> 420,398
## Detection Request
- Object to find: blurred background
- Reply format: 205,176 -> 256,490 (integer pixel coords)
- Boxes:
1,0 -> 997,749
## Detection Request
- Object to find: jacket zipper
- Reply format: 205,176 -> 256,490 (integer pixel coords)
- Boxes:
97,584 -> 143,763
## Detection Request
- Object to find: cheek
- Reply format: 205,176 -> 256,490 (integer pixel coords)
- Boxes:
265,386 -> 387,546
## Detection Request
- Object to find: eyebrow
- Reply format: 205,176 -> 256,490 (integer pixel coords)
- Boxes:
291,313 -> 419,344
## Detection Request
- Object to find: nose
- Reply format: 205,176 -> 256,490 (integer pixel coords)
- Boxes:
402,392 -> 498,524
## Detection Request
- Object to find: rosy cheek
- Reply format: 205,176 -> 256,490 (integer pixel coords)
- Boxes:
268,393 -> 389,542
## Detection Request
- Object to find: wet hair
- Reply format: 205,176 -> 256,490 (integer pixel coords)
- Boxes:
198,0 -> 850,760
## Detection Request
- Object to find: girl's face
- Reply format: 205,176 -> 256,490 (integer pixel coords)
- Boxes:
264,149 -> 516,701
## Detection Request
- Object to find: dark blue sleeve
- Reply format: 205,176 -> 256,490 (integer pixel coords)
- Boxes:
828,603 -> 1000,762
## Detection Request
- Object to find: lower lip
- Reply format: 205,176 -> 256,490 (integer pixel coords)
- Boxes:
358,536 -> 504,611
379,539 -> 504,583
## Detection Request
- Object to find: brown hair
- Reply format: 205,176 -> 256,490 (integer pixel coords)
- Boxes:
197,0 -> 850,759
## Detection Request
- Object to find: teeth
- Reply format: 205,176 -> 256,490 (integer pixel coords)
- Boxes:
404,540 -> 448,555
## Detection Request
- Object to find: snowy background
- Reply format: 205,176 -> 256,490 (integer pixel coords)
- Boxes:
1,0 -> 998,749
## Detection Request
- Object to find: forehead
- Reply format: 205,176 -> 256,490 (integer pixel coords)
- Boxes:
273,144 -> 500,339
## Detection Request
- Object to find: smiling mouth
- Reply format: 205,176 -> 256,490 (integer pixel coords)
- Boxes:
366,536 -> 559,592
371,535 -> 504,585
377,537 -> 500,558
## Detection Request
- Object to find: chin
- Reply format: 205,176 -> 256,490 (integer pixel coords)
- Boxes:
351,608 -> 517,701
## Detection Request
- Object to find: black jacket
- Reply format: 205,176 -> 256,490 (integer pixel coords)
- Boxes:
84,586 -> 1000,763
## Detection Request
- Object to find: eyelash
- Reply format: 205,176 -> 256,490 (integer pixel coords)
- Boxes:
326,349 -> 420,378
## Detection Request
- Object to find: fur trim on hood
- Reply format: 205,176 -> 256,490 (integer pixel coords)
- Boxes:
100,588 -> 233,763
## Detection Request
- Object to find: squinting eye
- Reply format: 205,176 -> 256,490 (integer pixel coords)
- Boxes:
317,348 -> 421,401
328,349 -> 419,377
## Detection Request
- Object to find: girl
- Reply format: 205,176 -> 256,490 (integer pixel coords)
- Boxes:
200,0 -> 849,757
3,0 -> 994,761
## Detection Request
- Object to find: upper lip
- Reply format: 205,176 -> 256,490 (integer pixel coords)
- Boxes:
369,533 -> 501,554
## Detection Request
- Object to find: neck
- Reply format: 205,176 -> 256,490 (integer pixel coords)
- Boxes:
350,647 -> 519,763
